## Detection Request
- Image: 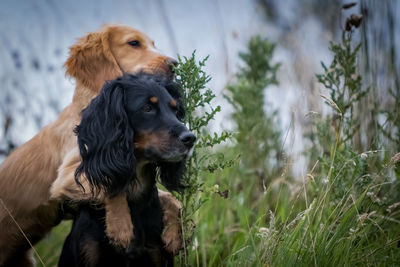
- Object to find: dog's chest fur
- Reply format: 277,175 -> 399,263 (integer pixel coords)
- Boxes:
127,162 -> 156,202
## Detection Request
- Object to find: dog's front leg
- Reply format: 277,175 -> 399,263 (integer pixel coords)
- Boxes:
51,148 -> 134,248
105,193 -> 134,248
50,148 -> 102,202
158,189 -> 182,255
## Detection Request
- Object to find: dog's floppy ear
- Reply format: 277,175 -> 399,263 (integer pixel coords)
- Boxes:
75,80 -> 135,197
159,161 -> 186,192
65,27 -> 122,92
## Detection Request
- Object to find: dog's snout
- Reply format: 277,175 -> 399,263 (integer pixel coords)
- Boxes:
179,132 -> 196,148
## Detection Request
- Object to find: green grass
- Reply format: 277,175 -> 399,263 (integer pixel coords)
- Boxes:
180,150 -> 400,266
35,221 -> 71,266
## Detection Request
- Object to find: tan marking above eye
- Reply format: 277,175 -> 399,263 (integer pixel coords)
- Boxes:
170,99 -> 177,107
150,96 -> 158,103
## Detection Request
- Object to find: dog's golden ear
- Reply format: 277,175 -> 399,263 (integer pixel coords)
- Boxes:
65,29 -> 122,92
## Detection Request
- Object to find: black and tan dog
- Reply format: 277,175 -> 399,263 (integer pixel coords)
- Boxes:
58,74 -> 195,266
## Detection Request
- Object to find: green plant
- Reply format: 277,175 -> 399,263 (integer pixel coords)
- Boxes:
306,25 -> 371,201
316,32 -> 367,144
296,12 -> 400,265
183,36 -> 293,267
225,36 -> 284,196
172,52 -> 233,266
379,87 -> 400,178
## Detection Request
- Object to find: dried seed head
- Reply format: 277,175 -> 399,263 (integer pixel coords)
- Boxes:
307,173 -> 315,182
345,14 -> 363,31
217,190 -> 229,199
320,95 -> 342,114
258,227 -> 270,235
349,14 -> 363,28
391,152 -> 400,164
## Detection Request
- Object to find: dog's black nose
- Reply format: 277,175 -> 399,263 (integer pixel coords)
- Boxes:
179,132 -> 196,148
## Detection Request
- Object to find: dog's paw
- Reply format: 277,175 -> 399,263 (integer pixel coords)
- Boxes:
162,222 -> 182,255
105,214 -> 134,248
105,195 -> 134,249
158,190 -> 183,211
158,190 -> 183,255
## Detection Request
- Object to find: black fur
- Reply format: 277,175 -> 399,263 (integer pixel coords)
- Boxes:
159,161 -> 186,192
59,166 -> 172,267
74,73 -> 189,197
60,73 -> 195,266
74,79 -> 135,197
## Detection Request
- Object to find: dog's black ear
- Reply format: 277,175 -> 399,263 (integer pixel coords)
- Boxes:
74,80 -> 135,197
159,161 -> 186,192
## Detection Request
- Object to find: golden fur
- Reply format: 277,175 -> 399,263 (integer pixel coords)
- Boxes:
0,24 -> 181,266
104,194 -> 134,249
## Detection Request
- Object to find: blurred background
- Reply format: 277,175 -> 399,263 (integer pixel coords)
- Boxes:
0,0 -> 398,175
0,0 -> 399,266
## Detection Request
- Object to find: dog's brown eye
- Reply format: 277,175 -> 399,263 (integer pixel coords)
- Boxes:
128,40 -> 141,47
142,104 -> 153,113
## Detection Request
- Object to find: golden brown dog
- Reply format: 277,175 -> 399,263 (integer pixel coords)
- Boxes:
0,25 -> 181,267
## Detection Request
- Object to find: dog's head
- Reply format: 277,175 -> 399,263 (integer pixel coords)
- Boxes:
65,25 -> 176,93
74,74 -> 195,197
